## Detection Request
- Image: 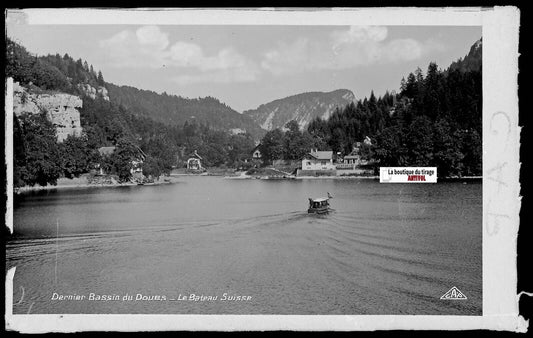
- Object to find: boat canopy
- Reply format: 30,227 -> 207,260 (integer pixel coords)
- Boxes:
310,197 -> 329,202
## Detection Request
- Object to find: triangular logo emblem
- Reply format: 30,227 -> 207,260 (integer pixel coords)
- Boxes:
440,286 -> 467,300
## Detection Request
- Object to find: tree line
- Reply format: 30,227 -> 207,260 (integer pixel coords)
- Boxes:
6,37 -> 105,94
372,61 -> 482,177
13,96 -> 257,187
259,45 -> 481,177
259,120 -> 325,164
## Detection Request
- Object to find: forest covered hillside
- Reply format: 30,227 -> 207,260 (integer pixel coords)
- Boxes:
303,38 -> 483,177
107,83 -> 265,138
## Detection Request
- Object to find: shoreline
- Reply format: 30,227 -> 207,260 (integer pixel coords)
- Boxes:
225,174 -> 482,180
14,174 -> 484,192
14,179 -> 177,194
14,182 -> 136,194
294,175 -> 483,180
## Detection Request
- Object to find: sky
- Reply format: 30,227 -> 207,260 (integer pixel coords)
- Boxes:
6,22 -> 481,112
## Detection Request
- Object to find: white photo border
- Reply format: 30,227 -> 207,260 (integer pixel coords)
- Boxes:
4,6 -> 524,332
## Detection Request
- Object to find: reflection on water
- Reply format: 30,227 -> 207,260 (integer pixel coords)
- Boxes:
7,177 -> 482,315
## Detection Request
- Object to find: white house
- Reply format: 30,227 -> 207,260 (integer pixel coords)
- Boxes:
301,150 -> 335,171
187,150 -> 203,170
343,154 -> 361,165
343,142 -> 362,165
252,144 -> 262,160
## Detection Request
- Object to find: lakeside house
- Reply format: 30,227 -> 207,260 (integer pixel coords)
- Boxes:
252,144 -> 262,160
187,150 -> 203,170
96,146 -> 146,176
340,142 -> 363,167
301,150 -> 335,171
337,137 -> 372,168
333,138 -> 375,176
297,139 -> 374,177
240,143 -> 262,167
343,153 -> 361,165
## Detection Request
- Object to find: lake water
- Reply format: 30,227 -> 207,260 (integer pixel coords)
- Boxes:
7,176 -> 482,315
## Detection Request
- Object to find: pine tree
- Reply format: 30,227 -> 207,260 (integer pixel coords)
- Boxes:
400,77 -> 407,93
97,70 -> 104,86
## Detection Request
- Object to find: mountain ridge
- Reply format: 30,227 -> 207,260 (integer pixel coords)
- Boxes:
449,38 -> 482,73
106,83 -> 266,138
243,89 -> 356,131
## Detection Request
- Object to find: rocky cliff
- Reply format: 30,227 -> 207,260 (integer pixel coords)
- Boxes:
77,83 -> 110,101
243,89 -> 356,131
449,38 -> 482,73
13,82 -> 83,142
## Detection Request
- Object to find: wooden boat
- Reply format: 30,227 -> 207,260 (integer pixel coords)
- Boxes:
308,197 -> 330,214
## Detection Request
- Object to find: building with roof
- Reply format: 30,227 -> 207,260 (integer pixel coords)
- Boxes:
343,154 -> 362,165
96,145 -> 146,176
98,146 -> 116,157
187,150 -> 203,170
301,150 -> 335,171
251,144 -> 262,160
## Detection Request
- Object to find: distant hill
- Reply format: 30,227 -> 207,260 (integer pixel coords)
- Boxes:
243,89 -> 356,131
449,38 -> 482,73
106,84 -> 265,138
